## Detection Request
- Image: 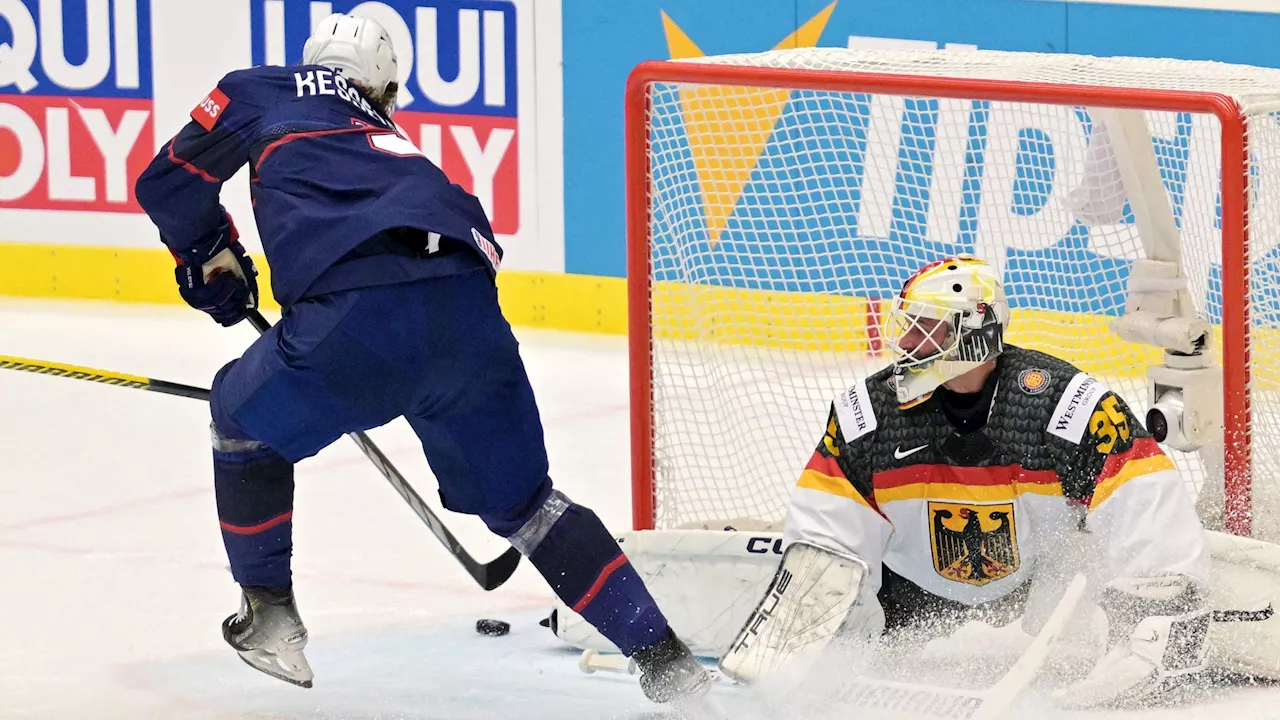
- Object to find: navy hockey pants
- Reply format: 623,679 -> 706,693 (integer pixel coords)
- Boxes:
210,266 -> 549,518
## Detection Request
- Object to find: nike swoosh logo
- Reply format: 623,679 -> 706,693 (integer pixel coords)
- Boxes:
894,444 -> 929,460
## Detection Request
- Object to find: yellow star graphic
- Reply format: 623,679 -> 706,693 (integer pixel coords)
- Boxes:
661,3 -> 837,244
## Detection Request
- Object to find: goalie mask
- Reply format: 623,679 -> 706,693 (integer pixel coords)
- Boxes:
886,255 -> 1010,405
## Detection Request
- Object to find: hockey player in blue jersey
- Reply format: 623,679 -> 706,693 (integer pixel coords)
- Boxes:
134,13 -> 707,703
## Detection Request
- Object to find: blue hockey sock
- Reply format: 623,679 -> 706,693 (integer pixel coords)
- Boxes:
484,486 -> 669,656
212,424 -> 295,591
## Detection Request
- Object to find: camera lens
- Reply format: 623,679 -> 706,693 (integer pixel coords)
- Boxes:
1146,407 -> 1168,443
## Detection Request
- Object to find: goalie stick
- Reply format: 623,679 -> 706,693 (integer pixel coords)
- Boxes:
0,311 -> 522,592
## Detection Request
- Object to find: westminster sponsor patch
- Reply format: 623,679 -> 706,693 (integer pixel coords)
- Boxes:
1018,368 -> 1051,395
1048,372 -> 1107,444
834,377 -> 877,441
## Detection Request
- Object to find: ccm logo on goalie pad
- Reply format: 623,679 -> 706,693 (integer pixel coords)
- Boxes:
728,568 -> 793,655
747,537 -> 785,554
834,377 -> 877,441
1047,372 -> 1107,445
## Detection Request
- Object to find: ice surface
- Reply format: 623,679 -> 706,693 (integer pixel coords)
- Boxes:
3,298 -> 1279,719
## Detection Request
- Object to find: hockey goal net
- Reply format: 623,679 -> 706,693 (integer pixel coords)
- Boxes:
627,47 -> 1280,539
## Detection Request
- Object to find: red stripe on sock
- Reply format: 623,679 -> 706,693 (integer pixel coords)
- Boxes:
220,511 -> 293,535
572,553 -> 628,613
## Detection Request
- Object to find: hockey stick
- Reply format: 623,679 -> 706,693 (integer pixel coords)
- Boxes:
818,573 -> 1089,720
1,326 -> 522,592
0,355 -> 212,400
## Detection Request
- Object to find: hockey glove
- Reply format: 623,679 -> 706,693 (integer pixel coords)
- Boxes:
1053,575 -> 1210,709
173,216 -> 259,327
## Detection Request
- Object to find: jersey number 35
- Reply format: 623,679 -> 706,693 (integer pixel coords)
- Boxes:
1089,395 -> 1131,453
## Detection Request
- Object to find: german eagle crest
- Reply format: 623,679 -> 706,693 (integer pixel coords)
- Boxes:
928,501 -> 1020,585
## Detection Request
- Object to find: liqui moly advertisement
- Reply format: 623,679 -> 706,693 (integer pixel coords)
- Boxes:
0,0 -> 153,213
0,0 -> 562,272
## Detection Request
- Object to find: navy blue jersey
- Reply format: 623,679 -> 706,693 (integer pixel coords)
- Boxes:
135,64 -> 502,308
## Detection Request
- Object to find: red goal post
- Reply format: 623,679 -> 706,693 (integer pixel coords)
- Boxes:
625,52 -> 1254,536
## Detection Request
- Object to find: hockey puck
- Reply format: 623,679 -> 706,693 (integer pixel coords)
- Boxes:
476,618 -> 511,636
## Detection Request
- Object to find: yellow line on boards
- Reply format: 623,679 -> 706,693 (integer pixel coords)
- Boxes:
2,241 -> 1233,382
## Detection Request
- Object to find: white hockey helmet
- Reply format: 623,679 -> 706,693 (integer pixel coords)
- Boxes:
885,254 -> 1011,405
302,13 -> 398,114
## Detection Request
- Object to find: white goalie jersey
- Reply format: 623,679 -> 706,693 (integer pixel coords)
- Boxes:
783,346 -> 1210,608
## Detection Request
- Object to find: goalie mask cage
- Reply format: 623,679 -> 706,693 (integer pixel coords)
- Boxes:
626,48 -> 1280,539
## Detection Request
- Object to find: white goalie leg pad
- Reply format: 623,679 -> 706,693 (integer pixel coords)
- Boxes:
1054,576 -> 1210,709
548,529 -> 787,656
718,541 -> 879,685
1205,530 -> 1280,679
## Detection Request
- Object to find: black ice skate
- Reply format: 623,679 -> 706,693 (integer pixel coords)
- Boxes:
221,586 -> 314,688
632,627 -> 712,703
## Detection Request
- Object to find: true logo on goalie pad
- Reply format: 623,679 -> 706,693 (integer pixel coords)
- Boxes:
727,568 -> 792,656
929,502 -> 1019,586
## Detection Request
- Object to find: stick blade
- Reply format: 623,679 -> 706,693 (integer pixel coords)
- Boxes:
473,546 -> 522,591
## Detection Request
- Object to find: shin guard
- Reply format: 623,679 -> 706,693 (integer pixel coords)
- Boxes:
212,424 -> 295,591
487,488 -> 668,655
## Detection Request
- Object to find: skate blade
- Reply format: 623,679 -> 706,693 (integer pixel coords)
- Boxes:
235,647 -> 315,689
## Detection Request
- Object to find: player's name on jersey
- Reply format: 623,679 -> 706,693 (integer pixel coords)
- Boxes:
294,69 -> 391,128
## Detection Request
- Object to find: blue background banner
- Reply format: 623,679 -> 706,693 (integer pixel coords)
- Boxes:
560,0 -> 1280,324
249,0 -> 518,117
0,0 -> 153,98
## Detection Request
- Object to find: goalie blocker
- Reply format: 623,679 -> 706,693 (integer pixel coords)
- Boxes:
719,541 -> 878,684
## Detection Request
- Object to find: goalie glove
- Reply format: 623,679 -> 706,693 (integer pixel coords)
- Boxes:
1054,575 -> 1210,709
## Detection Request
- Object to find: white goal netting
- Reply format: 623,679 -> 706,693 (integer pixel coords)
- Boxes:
634,47 -> 1280,539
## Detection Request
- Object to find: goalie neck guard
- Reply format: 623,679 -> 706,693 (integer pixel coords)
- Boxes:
886,255 -> 1010,405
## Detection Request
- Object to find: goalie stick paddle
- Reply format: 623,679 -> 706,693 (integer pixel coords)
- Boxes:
822,573 -> 1089,720
601,570 -> 1083,720
0,316 -> 522,592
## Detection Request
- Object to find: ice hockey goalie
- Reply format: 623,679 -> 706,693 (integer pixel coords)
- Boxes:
556,254 -> 1280,709
709,253 -> 1280,710
773,254 -> 1215,708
